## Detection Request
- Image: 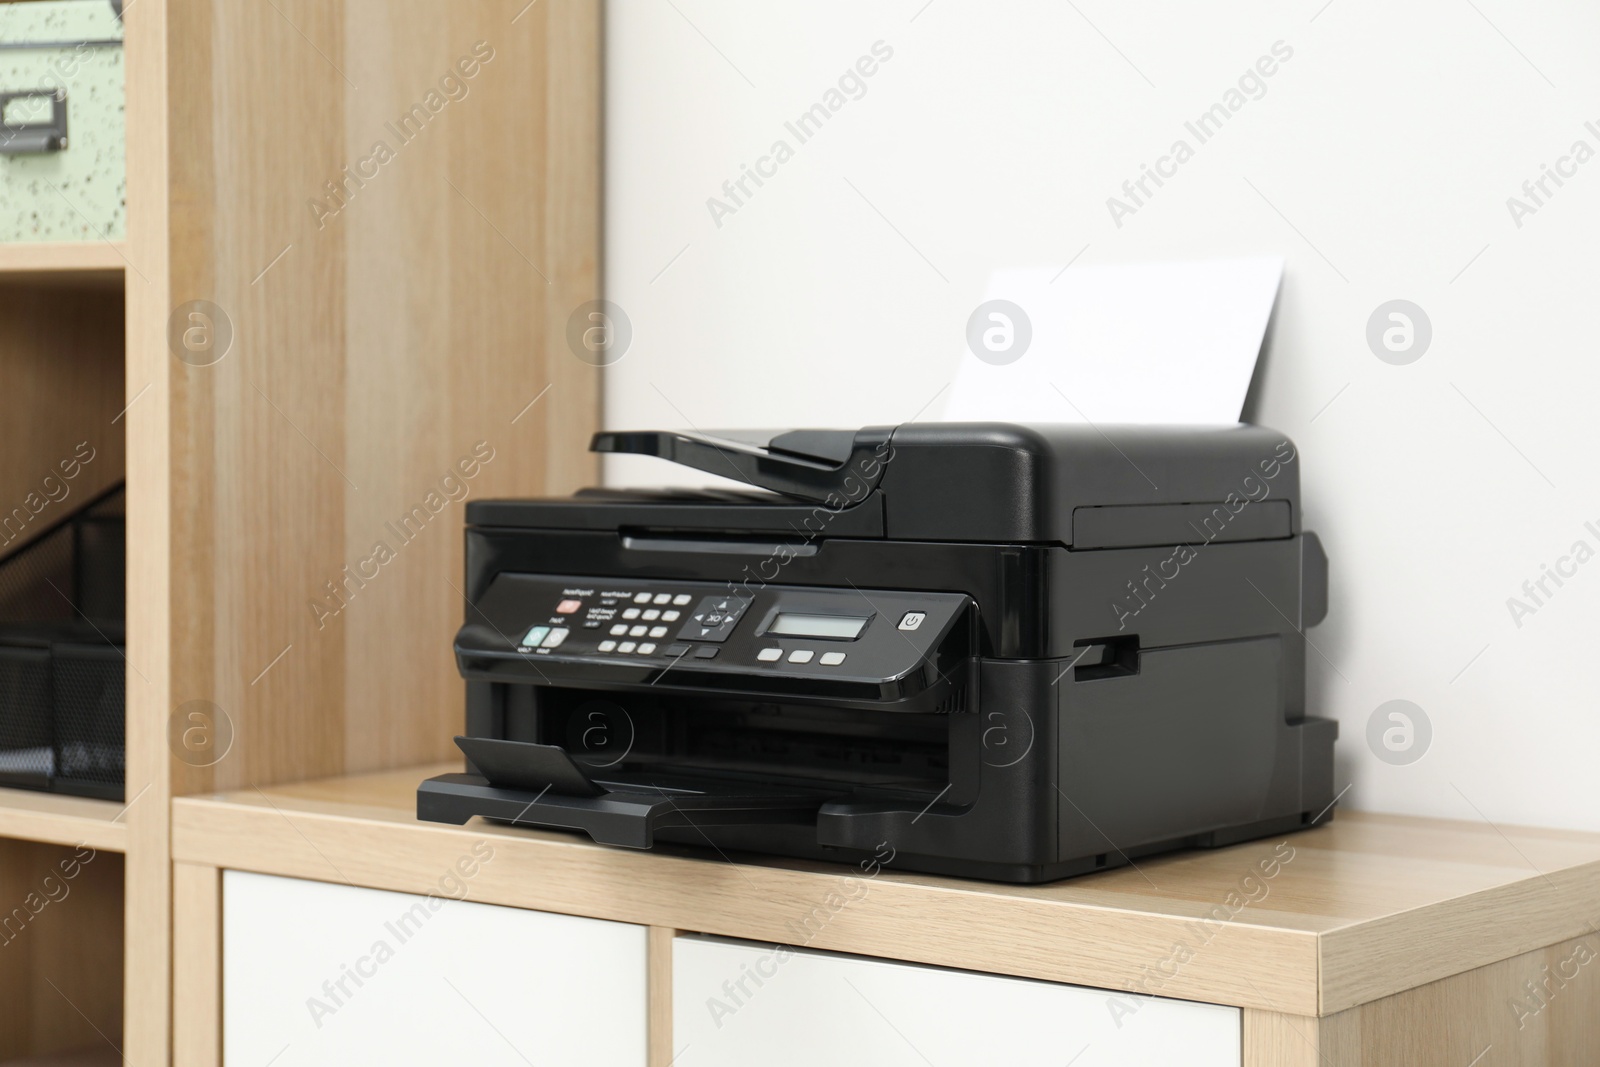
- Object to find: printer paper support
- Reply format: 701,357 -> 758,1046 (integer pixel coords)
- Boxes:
418,736 -> 826,850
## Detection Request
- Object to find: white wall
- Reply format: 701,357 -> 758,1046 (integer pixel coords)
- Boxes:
603,0 -> 1600,831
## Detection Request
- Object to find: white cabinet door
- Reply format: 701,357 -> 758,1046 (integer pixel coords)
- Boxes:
673,936 -> 1239,1067
223,871 -> 647,1067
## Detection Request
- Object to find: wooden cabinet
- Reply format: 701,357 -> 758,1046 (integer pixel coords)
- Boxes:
172,771 -> 1600,1067
671,935 -> 1239,1067
222,872 -> 647,1067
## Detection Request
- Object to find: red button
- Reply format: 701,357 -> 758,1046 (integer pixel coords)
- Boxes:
555,599 -> 583,614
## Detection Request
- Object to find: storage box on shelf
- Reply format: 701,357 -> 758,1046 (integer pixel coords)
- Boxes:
0,0 -> 125,244
0,484 -> 125,801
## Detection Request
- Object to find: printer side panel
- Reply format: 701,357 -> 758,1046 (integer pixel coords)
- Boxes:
1051,535 -> 1337,867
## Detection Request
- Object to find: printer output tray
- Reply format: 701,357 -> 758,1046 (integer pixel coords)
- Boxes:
418,737 -> 829,850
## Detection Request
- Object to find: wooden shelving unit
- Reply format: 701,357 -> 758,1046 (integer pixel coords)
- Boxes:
0,0 -> 601,1062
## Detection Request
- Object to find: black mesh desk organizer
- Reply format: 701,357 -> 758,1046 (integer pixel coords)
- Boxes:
0,484 -> 125,800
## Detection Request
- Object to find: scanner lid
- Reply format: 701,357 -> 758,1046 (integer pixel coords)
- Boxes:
468,422 -> 1304,546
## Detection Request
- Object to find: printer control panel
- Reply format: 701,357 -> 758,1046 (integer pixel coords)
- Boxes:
460,572 -> 971,693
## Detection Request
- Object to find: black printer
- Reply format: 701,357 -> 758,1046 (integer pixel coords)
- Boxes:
418,422 -> 1335,883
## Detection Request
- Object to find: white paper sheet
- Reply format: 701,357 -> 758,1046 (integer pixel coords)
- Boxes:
938,256 -> 1283,425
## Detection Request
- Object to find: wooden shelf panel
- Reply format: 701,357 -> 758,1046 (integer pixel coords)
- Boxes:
0,241 -> 128,282
171,765 -> 1600,1017
0,787 -> 129,852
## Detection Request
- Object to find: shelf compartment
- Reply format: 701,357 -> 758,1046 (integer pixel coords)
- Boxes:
0,838 -> 123,1062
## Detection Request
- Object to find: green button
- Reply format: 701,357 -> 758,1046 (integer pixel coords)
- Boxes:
521,626 -> 550,647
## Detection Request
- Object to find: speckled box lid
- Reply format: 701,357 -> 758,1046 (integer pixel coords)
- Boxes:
0,0 -> 125,242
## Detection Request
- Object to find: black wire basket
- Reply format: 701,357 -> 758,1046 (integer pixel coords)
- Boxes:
0,483 -> 125,800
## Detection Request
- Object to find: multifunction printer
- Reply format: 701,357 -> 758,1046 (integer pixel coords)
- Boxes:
417,422 -> 1335,883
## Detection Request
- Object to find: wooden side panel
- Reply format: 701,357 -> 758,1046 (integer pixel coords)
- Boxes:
1348,933 -> 1600,1066
0,840 -> 124,1062
1243,1011 -> 1319,1067
649,926 -> 676,1067
1248,934 -> 1600,1066
333,0 -> 603,775
155,0 -> 602,795
1243,1010 -> 1359,1067
121,0 -> 174,1058
172,862 -> 222,1067
127,0 -> 601,1060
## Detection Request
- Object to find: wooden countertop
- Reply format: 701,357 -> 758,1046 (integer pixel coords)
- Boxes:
172,764 -> 1600,1017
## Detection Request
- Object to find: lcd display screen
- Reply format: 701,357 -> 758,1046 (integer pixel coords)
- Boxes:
767,613 -> 869,639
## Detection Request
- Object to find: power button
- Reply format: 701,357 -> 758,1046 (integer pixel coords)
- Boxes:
898,612 -> 926,631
